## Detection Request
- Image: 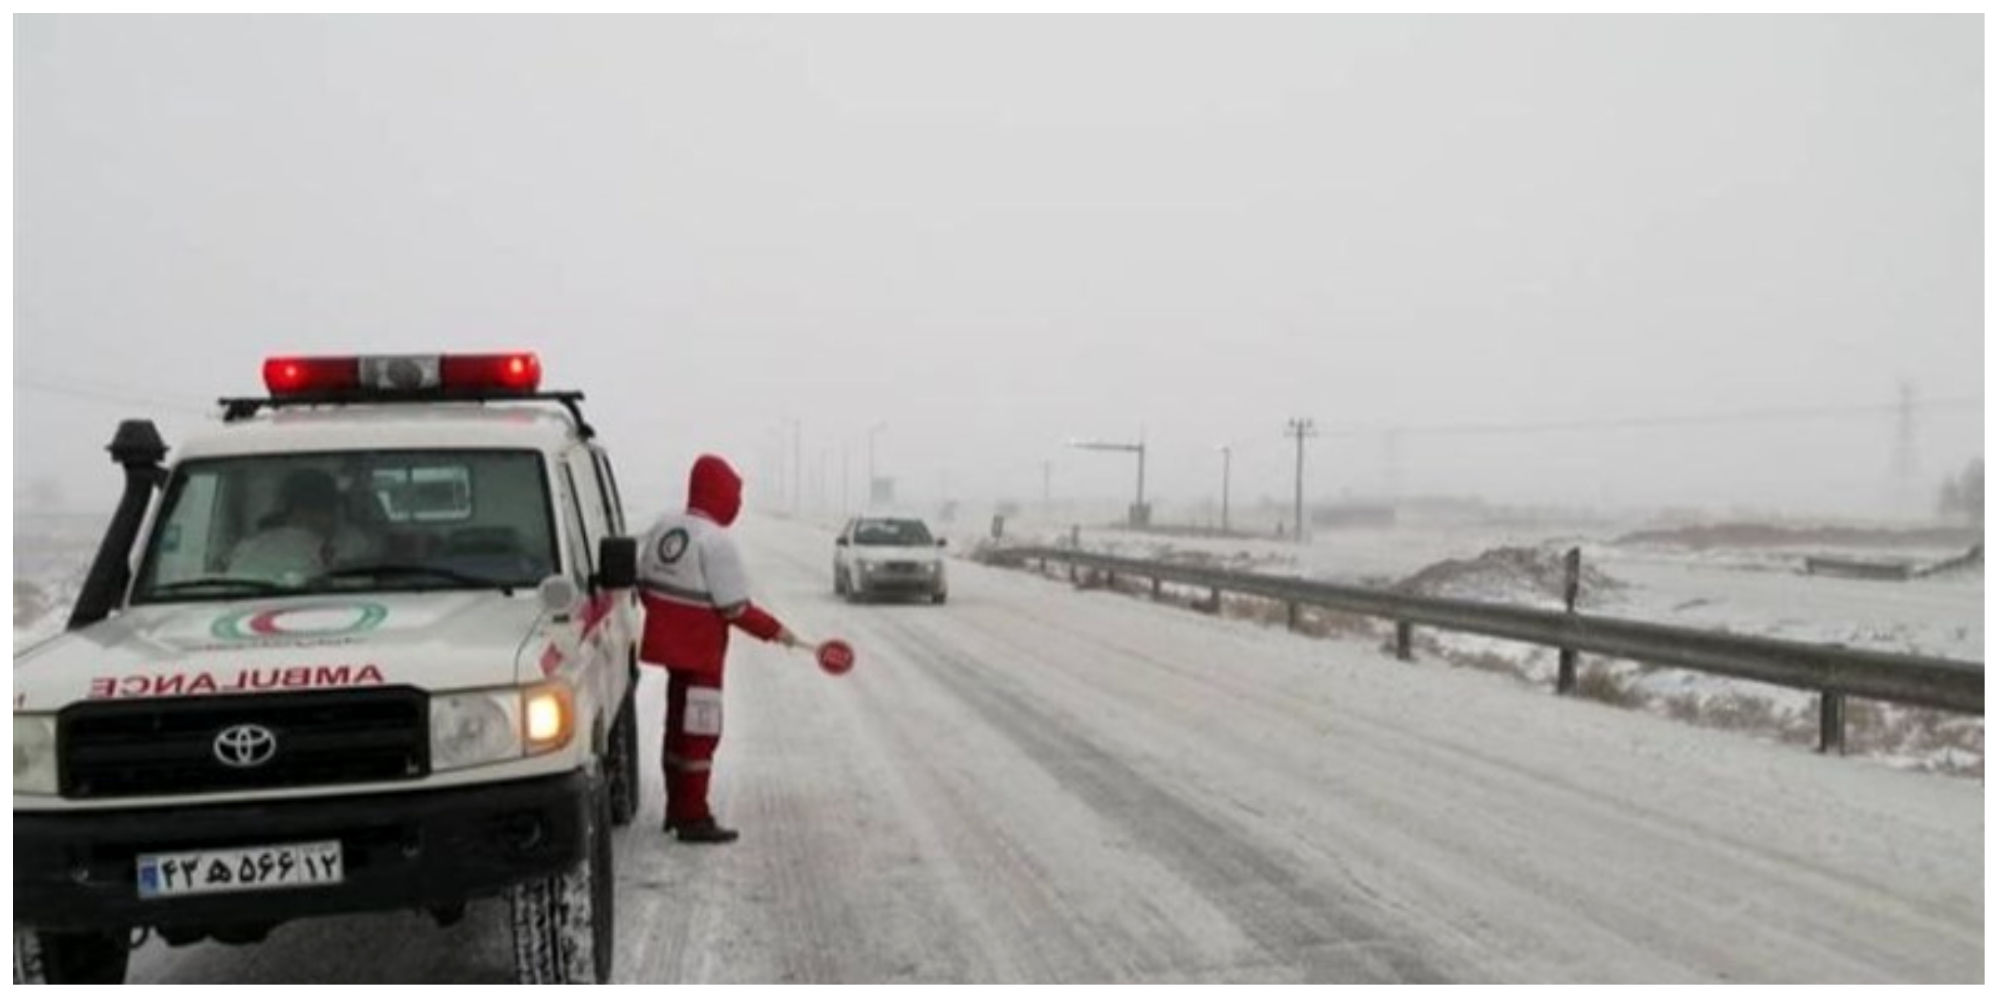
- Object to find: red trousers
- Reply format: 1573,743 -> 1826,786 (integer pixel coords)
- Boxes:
663,671 -> 724,825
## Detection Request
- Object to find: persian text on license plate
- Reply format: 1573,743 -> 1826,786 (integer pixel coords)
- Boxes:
137,840 -> 343,899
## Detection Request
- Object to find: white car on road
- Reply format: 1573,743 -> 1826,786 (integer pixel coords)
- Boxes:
833,516 -> 947,604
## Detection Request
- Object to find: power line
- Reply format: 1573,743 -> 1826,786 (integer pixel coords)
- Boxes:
1321,395 -> 1982,439
16,378 -> 213,417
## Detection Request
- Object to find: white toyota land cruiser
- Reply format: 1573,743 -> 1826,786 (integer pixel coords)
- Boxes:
12,352 -> 642,984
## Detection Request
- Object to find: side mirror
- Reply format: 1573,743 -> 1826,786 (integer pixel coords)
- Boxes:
538,575 -> 582,617
596,536 -> 638,589
936,538 -> 947,548
835,537 -> 849,547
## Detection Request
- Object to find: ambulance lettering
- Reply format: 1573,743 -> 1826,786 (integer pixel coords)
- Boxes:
86,664 -> 387,699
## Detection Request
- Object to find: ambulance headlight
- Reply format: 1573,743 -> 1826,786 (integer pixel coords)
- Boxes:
14,715 -> 57,795
522,682 -> 575,755
430,690 -> 520,771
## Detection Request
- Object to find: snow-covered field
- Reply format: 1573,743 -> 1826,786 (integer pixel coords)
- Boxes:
30,514 -> 1976,983
13,512 -> 105,653
975,513 -> 1985,775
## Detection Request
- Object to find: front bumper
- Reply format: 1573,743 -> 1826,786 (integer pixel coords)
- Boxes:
14,771 -> 589,933
854,566 -> 944,593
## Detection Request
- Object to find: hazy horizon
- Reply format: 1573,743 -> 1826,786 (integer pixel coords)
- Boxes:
14,16 -> 1983,523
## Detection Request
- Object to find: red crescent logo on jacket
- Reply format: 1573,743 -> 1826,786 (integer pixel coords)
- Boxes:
656,528 -> 690,564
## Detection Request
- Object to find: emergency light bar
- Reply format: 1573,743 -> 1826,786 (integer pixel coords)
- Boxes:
262,352 -> 542,398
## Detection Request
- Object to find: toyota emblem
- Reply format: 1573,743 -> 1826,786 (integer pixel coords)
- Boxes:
212,724 -> 278,768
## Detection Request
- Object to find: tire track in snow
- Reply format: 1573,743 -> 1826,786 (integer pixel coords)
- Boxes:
864,607 -> 1452,983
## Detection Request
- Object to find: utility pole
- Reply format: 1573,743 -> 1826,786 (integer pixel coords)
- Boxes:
1217,445 -> 1232,533
790,418 -> 803,515
1383,427 -> 1402,502
867,421 -> 887,504
1285,417 -> 1316,542
1895,380 -> 1916,516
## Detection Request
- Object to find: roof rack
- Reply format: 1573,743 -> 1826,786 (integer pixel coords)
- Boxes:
217,390 -> 596,439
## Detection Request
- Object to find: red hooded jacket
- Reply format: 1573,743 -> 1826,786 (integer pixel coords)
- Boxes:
635,455 -> 784,676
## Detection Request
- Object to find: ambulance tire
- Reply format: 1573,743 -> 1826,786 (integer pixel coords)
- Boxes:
606,685 -> 639,828
13,929 -> 129,984
510,778 -> 615,984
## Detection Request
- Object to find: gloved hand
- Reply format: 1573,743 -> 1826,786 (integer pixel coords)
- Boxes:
776,627 -> 803,649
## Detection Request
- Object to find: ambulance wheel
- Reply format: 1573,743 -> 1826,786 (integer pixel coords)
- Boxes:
606,688 -> 639,828
510,778 -> 615,984
932,590 -> 948,605
14,928 -> 130,984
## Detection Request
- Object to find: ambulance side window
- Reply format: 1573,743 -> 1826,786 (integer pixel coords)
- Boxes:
558,465 -> 594,586
565,449 -> 611,547
590,447 -> 625,535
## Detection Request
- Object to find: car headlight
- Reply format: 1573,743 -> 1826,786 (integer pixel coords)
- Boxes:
522,681 -> 575,755
430,690 -> 521,771
855,560 -> 876,573
14,714 -> 57,795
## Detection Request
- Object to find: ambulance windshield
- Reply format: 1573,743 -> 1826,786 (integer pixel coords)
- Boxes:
131,449 -> 558,602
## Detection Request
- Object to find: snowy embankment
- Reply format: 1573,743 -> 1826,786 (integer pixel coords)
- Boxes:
976,515 -> 1984,776
13,512 -> 106,653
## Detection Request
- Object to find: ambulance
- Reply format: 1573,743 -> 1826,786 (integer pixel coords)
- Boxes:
13,352 -> 640,984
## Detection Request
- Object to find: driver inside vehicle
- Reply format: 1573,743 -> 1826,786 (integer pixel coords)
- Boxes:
226,468 -> 381,582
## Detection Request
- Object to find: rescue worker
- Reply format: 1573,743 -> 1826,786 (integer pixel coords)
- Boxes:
636,454 -> 800,844
227,468 -> 379,582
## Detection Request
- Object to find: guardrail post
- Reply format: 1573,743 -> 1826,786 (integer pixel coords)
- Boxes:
1286,601 -> 1300,632
1818,690 -> 1846,755
1069,526 -> 1081,583
1556,547 -> 1581,695
1208,587 -> 1221,614
1151,576 -> 1162,600
1395,621 -> 1413,661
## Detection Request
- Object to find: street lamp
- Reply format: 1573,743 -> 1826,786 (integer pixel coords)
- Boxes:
1068,437 -> 1148,528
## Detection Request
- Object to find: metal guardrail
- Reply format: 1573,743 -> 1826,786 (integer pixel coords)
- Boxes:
986,545 -> 1985,754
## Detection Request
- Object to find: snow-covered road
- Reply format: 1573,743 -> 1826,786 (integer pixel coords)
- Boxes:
130,515 -> 1983,983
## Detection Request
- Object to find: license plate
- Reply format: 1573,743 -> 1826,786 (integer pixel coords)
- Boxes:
136,840 -> 344,899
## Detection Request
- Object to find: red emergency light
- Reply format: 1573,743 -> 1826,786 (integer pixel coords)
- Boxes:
261,352 -> 542,398
441,352 -> 541,393
263,357 -> 359,395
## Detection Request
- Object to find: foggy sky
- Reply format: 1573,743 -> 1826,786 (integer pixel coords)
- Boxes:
14,16 -> 1983,520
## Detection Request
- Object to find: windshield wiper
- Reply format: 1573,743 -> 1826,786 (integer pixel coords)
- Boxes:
312,564 -> 515,593
148,576 -> 295,596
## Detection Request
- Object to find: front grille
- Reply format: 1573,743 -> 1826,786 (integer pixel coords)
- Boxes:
59,687 -> 429,799
883,562 -> 923,573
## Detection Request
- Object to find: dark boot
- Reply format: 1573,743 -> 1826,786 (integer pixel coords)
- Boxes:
674,817 -> 740,844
